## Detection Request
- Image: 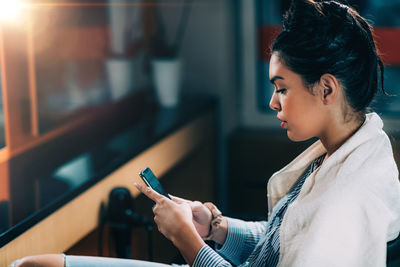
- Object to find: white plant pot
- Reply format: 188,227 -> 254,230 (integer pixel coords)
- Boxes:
106,58 -> 135,101
152,58 -> 182,108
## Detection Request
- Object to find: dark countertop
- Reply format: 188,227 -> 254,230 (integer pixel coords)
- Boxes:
0,92 -> 217,247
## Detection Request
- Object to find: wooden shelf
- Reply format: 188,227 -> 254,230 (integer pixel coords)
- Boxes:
0,109 -> 216,266
0,90 -> 148,161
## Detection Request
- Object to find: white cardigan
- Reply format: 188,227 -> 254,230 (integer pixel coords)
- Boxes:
267,113 -> 400,267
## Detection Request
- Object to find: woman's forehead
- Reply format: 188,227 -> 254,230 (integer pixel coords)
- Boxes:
269,53 -> 282,78
269,53 -> 297,84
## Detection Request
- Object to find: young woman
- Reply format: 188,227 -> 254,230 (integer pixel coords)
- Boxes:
12,0 -> 400,266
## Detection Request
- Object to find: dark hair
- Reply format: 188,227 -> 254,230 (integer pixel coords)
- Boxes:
272,0 -> 386,116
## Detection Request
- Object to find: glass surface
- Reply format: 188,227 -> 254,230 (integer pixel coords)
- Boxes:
0,0 -> 207,246
257,0 -> 400,117
0,94 -> 215,246
32,1 -> 149,134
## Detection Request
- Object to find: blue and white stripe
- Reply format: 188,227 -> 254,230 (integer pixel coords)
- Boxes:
193,154 -> 325,267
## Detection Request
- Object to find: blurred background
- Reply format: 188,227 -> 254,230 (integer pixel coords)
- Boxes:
0,0 -> 399,264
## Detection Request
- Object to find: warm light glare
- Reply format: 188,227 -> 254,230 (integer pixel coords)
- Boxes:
0,0 -> 24,22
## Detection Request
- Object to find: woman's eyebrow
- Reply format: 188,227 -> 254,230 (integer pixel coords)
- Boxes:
270,75 -> 284,84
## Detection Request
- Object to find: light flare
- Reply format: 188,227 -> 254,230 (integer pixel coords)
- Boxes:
0,0 -> 25,22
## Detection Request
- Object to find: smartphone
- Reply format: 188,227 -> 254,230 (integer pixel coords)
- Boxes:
139,167 -> 171,199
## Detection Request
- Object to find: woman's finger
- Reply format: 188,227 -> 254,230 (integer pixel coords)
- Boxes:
191,201 -> 203,208
134,182 -> 164,203
170,195 -> 191,204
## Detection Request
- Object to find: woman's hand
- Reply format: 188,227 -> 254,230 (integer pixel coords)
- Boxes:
171,196 -> 212,238
134,182 -> 205,265
134,183 -> 196,241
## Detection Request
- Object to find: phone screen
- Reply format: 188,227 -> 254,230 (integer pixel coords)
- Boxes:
139,167 -> 171,199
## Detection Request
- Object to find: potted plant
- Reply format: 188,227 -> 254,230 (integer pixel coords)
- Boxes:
106,0 -> 143,101
147,0 -> 193,108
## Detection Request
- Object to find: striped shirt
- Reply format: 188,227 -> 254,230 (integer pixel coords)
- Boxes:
193,154 -> 326,267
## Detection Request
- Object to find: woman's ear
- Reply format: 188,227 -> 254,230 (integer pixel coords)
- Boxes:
319,74 -> 340,105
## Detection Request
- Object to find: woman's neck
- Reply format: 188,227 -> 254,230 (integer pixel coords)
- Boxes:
319,115 -> 365,157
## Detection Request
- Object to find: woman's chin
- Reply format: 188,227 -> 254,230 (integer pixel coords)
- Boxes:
286,131 -> 308,142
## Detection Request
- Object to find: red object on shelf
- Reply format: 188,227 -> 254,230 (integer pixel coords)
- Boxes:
258,25 -> 282,61
374,27 -> 400,65
259,25 -> 400,65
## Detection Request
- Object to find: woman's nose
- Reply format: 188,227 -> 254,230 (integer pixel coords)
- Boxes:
269,93 -> 281,111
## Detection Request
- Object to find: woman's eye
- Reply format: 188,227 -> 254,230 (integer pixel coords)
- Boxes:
276,88 -> 286,94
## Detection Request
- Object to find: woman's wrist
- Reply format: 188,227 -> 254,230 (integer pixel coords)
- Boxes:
211,216 -> 228,245
202,202 -> 228,245
172,223 -> 205,265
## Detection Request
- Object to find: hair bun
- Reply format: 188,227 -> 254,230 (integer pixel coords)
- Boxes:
282,0 -> 321,32
283,0 -> 352,33
321,1 -> 351,21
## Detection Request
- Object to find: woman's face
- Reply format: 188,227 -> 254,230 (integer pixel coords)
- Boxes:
269,52 -> 326,141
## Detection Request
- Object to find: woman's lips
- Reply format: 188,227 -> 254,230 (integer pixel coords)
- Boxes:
277,116 -> 287,128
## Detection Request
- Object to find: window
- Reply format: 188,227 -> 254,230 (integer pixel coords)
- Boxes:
0,0 -> 150,232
